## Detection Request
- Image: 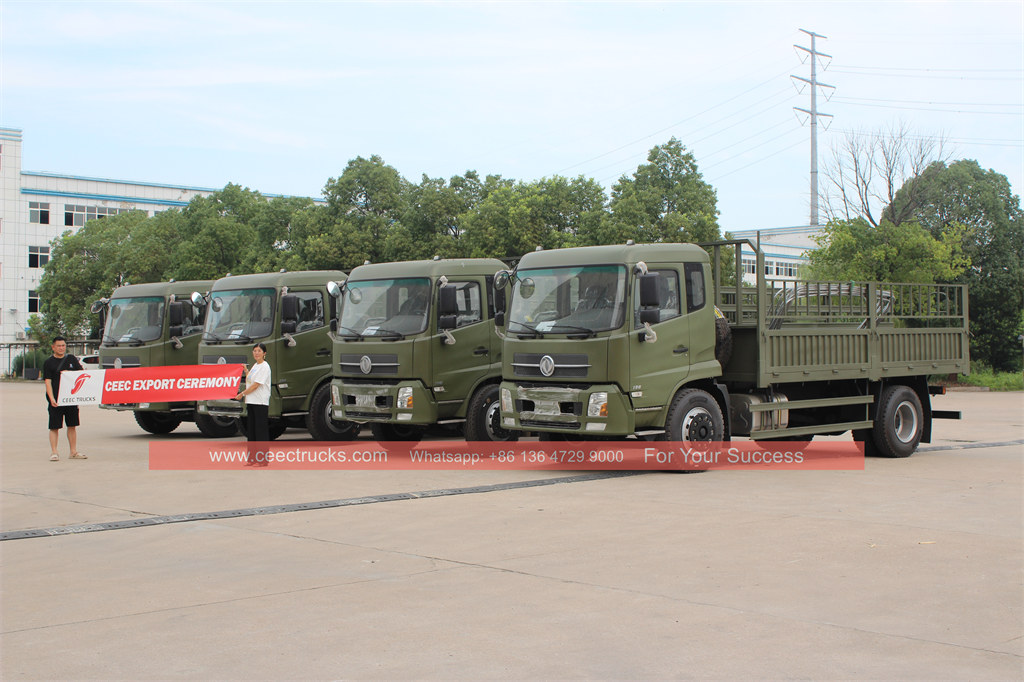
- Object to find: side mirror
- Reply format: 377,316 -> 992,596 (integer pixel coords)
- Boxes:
190,291 -> 207,308
493,287 -> 506,315
495,310 -> 505,327
168,301 -> 186,326
168,325 -> 183,339
330,318 -> 338,333
327,280 -> 342,299
639,308 -> 660,326
90,299 -> 108,314
281,294 -> 299,322
494,270 -> 510,291
438,286 -> 458,316
639,273 -> 660,308
439,314 -> 457,330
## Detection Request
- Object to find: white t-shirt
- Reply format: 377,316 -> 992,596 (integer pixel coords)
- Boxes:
246,361 -> 272,406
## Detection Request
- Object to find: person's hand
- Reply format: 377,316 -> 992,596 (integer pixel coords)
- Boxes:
49,398 -> 58,407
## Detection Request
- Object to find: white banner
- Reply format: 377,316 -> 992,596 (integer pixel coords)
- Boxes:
57,370 -> 105,406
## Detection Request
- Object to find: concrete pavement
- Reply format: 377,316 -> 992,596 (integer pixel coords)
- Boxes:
1,382 -> 1021,679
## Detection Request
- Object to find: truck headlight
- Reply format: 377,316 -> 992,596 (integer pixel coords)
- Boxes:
331,384 -> 340,406
500,387 -> 512,413
587,392 -> 608,418
398,386 -> 413,409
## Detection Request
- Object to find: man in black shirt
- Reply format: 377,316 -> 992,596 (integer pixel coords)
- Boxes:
43,336 -> 85,461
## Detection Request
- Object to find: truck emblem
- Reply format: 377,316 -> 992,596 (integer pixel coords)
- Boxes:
360,355 -> 373,374
114,357 -> 122,369
539,355 -> 555,377
217,357 -> 226,365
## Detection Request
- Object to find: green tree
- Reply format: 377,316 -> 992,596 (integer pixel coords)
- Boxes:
608,138 -> 720,245
808,217 -> 967,283
36,210 -> 146,337
888,160 -> 1024,371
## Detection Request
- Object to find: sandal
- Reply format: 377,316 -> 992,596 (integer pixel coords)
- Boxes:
49,454 -> 59,461
69,453 -> 88,459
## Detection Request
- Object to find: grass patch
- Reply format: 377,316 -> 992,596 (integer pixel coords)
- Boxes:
958,368 -> 1024,391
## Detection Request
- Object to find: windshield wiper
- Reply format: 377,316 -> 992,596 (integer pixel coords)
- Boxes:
370,328 -> 405,340
125,337 -> 145,346
338,325 -> 364,340
203,332 -> 222,344
101,335 -> 118,347
509,321 -> 543,338
231,333 -> 253,343
547,323 -> 597,338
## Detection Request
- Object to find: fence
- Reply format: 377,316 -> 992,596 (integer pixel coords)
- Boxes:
1,341 -> 99,379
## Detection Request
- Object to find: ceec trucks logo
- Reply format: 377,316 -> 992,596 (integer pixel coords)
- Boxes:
71,373 -> 92,395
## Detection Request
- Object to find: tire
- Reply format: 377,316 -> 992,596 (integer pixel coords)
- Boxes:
134,411 -> 182,435
195,413 -> 239,438
659,388 -> 725,443
306,384 -> 359,441
465,385 -> 519,442
872,385 -> 924,458
715,316 -> 733,368
370,423 -> 425,443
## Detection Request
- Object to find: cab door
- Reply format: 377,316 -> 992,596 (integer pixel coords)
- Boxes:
279,289 -> 332,412
431,280 -> 492,416
628,268 -> 690,414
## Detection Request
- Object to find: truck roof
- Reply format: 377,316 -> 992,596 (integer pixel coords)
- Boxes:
209,270 -> 346,291
516,243 -> 709,270
109,280 -> 215,298
346,258 -> 507,281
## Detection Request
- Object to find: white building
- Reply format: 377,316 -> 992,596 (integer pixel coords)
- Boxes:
729,225 -> 820,285
0,127 -> 317,346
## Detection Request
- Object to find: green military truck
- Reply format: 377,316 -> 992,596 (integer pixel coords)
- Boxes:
495,240 -> 968,457
95,280 -> 237,437
327,257 -> 515,442
193,270 -> 356,440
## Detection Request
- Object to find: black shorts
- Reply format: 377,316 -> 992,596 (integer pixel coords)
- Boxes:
48,405 -> 80,430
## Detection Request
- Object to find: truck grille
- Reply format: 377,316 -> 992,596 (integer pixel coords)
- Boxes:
512,353 -> 590,378
100,356 -> 141,369
202,355 -> 247,365
340,354 -> 399,375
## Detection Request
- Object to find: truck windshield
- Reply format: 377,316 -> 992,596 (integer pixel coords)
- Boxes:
205,288 -> 276,341
104,296 -> 165,344
508,265 -> 627,334
338,278 -> 431,337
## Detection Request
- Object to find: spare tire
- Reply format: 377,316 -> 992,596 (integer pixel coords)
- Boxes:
715,315 -> 733,368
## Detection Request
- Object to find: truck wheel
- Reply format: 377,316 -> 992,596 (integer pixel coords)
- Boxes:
134,411 -> 182,435
306,384 -> 359,441
872,385 -> 924,458
195,413 -> 239,438
659,389 -> 724,444
715,316 -> 733,368
465,385 -> 519,442
371,423 -> 425,443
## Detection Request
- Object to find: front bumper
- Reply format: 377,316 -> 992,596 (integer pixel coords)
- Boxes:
498,381 -> 634,436
331,379 -> 437,424
198,399 -> 246,418
100,401 -> 192,412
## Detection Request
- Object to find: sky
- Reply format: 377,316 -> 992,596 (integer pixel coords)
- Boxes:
1,1 -> 1021,233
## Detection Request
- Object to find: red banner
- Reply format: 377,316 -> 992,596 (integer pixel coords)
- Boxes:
99,364 -> 244,403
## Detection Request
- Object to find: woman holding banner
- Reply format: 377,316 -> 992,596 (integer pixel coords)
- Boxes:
235,343 -> 271,466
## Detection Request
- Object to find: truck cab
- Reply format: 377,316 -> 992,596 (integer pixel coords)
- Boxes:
328,258 -> 514,441
96,279 -> 237,436
496,243 -> 719,439
194,270 -> 354,440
